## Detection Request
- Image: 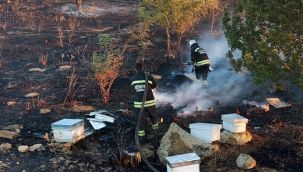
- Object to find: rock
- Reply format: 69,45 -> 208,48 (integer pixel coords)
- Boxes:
18,145 -> 29,153
141,146 -> 155,159
2,124 -> 23,131
29,144 -> 43,152
40,108 -> 51,114
71,105 -> 96,112
58,65 -> 71,70
0,161 -> 10,170
0,143 -> 12,153
157,123 -> 219,164
0,130 -> 18,139
25,92 -> 40,98
236,153 -> 256,170
28,68 -> 47,72
7,101 -> 17,106
6,82 -> 17,89
220,130 -> 252,145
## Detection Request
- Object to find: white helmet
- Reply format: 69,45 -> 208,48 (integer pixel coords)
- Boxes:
188,40 -> 196,47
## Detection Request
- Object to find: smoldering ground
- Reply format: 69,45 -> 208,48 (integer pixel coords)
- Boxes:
155,32 -> 257,115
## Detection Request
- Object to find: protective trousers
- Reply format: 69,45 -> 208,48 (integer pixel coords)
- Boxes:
195,65 -> 209,81
134,106 -> 159,144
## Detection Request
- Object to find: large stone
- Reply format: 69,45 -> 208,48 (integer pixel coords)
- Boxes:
141,147 -> 155,159
71,105 -> 96,112
18,145 -> 29,153
58,65 -> 71,71
40,108 -> 51,114
157,123 -> 219,164
29,144 -> 44,152
28,68 -> 47,72
25,92 -> 40,98
220,130 -> 252,145
2,124 -> 23,131
0,143 -> 12,153
0,130 -> 18,139
7,101 -> 17,106
0,161 -> 10,170
236,153 -> 256,170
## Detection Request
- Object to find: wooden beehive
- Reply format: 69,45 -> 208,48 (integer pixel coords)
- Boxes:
51,119 -> 84,143
166,153 -> 201,172
189,123 -> 222,144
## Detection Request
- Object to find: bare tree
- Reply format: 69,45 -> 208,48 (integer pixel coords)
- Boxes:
75,0 -> 83,11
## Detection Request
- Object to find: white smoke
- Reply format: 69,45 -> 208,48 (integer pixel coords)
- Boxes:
155,31 -> 256,115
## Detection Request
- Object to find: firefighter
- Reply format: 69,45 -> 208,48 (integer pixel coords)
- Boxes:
189,39 -> 210,85
130,62 -> 159,144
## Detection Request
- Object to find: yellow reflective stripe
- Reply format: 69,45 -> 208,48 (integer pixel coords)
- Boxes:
138,130 -> 145,136
194,47 -> 201,52
134,100 -> 156,108
196,60 -> 210,66
152,123 -> 159,129
134,100 -> 155,104
134,102 -> 156,108
131,80 -> 153,86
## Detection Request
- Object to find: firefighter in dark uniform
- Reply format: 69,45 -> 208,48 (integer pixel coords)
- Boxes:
130,62 -> 159,143
189,40 -> 210,85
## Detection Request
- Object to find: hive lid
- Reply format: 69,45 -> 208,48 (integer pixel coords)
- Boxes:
266,98 -> 291,108
165,153 -> 201,168
189,123 -> 222,130
221,113 -> 248,123
51,119 -> 84,129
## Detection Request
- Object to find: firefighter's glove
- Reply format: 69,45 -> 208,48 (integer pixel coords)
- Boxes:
209,66 -> 214,72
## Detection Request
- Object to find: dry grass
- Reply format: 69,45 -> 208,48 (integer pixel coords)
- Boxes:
0,56 -> 4,69
67,17 -> 80,44
63,68 -> 78,106
205,145 -> 242,171
57,27 -> 64,47
16,11 -> 36,29
39,53 -> 48,66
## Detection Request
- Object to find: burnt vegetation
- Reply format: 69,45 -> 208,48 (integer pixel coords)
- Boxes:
0,0 -> 302,172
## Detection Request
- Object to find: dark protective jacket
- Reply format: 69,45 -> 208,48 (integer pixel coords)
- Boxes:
130,71 -> 157,108
190,43 -> 210,67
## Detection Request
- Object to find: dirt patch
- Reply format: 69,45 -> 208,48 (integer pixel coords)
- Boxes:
58,2 -> 135,17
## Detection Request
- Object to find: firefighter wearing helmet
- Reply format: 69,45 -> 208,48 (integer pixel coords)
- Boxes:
130,62 -> 159,145
189,39 -> 210,85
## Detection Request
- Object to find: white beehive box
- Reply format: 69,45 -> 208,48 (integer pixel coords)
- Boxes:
166,153 -> 201,172
221,113 -> 248,133
189,123 -> 222,143
51,119 -> 84,143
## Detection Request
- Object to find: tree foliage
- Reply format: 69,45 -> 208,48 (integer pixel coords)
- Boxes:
223,0 -> 303,88
93,34 -> 123,104
138,0 -> 219,59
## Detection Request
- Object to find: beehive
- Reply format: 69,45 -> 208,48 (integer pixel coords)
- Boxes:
51,119 -> 84,143
221,113 -> 248,133
189,123 -> 222,143
166,153 -> 201,172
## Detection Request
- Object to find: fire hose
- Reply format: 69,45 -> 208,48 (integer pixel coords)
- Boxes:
135,69 -> 160,172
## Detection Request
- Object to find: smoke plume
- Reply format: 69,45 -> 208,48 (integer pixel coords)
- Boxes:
155,31 -> 256,115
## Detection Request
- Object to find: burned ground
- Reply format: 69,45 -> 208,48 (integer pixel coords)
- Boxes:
0,0 -> 303,172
